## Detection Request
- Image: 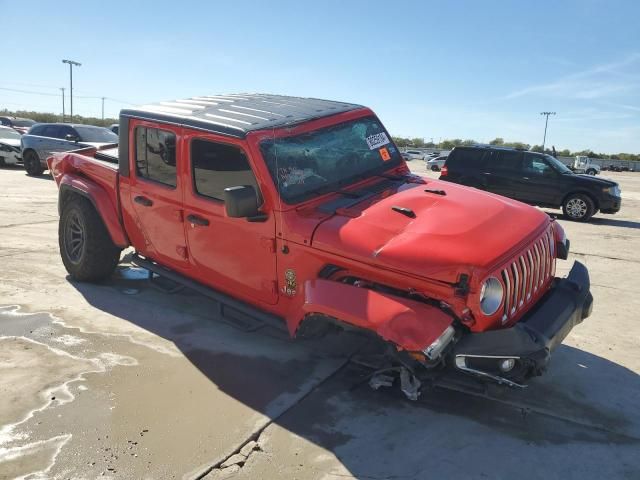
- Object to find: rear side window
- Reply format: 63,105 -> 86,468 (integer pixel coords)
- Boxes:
29,125 -> 45,135
493,151 -> 523,171
135,127 -> 177,187
447,148 -> 487,170
191,139 -> 259,201
42,125 -> 61,138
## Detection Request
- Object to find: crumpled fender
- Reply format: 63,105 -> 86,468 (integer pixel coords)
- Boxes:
58,174 -> 129,248
293,279 -> 452,351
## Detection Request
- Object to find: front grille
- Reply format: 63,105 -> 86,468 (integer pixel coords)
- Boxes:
500,227 -> 555,324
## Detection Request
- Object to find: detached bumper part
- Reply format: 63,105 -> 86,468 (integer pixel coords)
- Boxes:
453,261 -> 592,386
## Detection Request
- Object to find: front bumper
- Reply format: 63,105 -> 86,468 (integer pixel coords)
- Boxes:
452,261 -> 592,387
600,194 -> 621,214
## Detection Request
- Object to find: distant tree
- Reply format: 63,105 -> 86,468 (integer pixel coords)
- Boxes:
461,139 -> 477,146
530,145 -> 544,153
411,137 -> 425,148
439,140 -> 456,150
489,137 -> 505,145
424,141 -> 436,148
0,108 -> 117,127
559,149 -> 571,157
505,141 -> 530,150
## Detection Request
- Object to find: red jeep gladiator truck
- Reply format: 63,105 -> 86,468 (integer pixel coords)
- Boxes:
48,94 -> 592,391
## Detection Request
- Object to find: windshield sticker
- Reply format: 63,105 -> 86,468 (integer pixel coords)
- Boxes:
379,147 -> 391,161
365,132 -> 390,150
278,167 -> 317,187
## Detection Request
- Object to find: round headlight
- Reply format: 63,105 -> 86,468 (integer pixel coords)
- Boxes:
480,277 -> 503,315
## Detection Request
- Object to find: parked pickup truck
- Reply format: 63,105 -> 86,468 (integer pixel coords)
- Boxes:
48,94 -> 593,392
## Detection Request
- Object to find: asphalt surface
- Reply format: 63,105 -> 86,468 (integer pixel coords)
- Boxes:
0,163 -> 639,479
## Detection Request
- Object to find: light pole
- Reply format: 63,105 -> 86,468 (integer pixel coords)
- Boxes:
101,97 -> 105,121
60,88 -> 65,122
62,59 -> 81,120
540,111 -> 556,151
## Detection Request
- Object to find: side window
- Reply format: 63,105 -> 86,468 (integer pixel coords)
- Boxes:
524,154 -> 554,176
449,148 -> 487,169
59,125 -> 76,139
0,119 -> 9,126
41,125 -> 59,138
191,139 -> 259,202
135,127 -> 177,187
494,151 -> 523,172
29,125 -> 45,135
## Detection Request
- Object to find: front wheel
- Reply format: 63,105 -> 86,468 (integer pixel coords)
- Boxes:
59,196 -> 121,282
23,150 -> 44,176
563,193 -> 595,222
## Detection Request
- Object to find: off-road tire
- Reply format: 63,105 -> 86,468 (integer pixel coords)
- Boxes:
59,196 -> 121,282
562,193 -> 595,222
24,150 -> 44,176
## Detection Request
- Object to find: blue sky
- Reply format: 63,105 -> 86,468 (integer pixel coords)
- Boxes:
1,0 -> 638,153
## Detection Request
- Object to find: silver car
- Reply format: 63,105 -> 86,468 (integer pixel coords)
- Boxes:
426,154 -> 448,171
0,126 -> 23,166
21,123 -> 118,176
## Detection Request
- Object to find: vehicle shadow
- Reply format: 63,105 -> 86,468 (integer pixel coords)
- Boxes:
588,217 -> 640,229
548,211 -> 640,229
67,270 -> 640,478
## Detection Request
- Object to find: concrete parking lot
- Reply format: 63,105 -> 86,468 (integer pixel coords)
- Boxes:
0,163 -> 639,479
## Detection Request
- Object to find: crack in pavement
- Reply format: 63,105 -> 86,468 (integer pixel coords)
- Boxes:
194,354 -> 357,480
0,219 -> 58,229
433,384 -> 640,443
572,251 -> 640,264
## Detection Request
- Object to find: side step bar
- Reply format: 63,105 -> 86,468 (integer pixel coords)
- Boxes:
131,253 -> 287,333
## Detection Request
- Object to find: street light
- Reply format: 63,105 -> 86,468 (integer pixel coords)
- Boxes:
540,111 -> 556,151
60,88 -> 65,122
62,59 -> 81,121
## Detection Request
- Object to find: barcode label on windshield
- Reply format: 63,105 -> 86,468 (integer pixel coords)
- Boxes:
365,132 -> 390,150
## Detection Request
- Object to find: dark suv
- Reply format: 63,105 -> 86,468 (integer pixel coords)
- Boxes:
440,145 -> 621,221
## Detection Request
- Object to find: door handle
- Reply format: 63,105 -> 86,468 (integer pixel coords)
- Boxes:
186,214 -> 210,227
482,172 -> 491,175
134,195 -> 153,207
523,177 -> 530,181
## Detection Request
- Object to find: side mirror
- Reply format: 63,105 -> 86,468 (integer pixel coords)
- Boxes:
224,186 -> 266,221
65,134 -> 79,142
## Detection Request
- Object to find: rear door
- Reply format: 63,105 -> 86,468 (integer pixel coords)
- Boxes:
446,148 -> 488,187
484,150 -> 523,199
183,133 -> 278,305
128,120 -> 189,270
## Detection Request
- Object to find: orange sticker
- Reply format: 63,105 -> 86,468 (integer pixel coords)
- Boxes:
379,147 -> 391,161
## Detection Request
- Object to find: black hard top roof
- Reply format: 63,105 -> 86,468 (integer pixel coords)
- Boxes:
120,94 -> 364,138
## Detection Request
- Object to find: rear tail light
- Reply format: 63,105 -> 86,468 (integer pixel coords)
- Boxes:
440,165 -> 448,176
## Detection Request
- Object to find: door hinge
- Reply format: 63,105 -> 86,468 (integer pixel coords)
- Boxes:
260,237 -> 277,253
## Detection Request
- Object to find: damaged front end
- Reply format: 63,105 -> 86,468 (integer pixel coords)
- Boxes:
371,261 -> 593,399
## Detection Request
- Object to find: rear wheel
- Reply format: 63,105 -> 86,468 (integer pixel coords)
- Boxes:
586,169 -> 597,175
562,193 -> 595,222
24,150 -> 44,176
59,196 -> 121,281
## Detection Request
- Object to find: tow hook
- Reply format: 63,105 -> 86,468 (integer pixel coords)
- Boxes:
368,367 -> 422,401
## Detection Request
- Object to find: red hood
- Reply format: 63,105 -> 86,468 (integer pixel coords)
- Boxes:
311,179 -> 550,283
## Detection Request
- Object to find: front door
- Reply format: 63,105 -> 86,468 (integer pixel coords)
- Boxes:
183,133 -> 278,305
128,120 -> 189,270
515,153 -> 564,205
